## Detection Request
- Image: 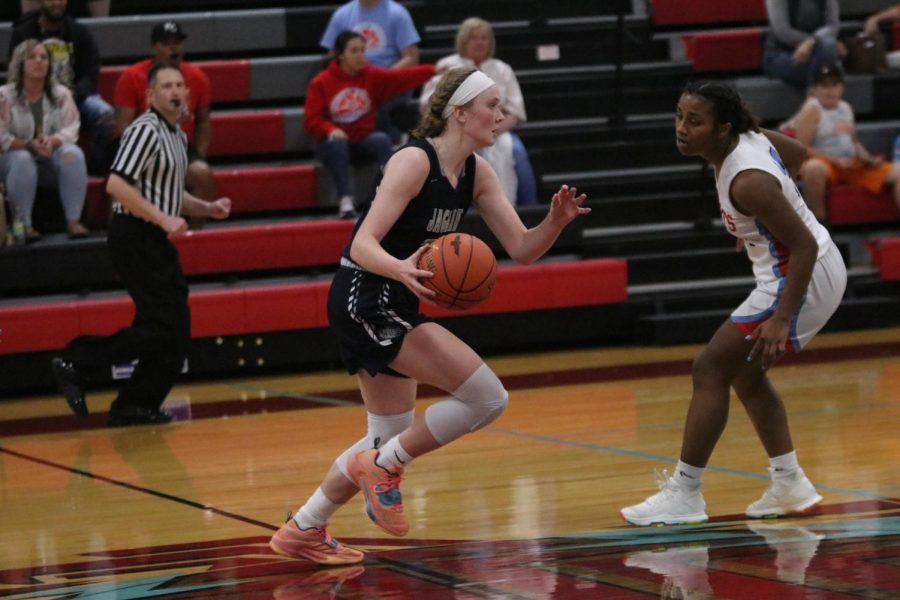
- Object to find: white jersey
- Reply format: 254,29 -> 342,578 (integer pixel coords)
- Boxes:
716,131 -> 833,284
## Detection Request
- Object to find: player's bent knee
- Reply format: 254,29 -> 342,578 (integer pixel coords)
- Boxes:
469,388 -> 508,431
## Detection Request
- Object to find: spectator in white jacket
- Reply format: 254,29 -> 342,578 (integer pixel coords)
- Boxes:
420,17 -> 537,205
0,39 -> 88,241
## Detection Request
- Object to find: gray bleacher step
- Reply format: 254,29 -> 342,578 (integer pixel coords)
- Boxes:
584,220 -> 731,255
636,295 -> 900,346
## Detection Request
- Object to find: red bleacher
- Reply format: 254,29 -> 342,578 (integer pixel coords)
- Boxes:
213,164 -> 317,213
0,259 -> 627,355
207,110 -> 286,156
872,237 -> 900,280
653,0 -> 766,26
176,219 -> 352,275
682,29 -> 763,72
83,164 -> 317,227
829,185 -> 900,226
97,60 -> 252,105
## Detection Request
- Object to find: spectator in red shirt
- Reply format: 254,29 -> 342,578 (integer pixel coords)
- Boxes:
113,21 -> 216,209
305,30 -> 434,217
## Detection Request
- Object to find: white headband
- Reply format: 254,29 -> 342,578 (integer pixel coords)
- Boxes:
441,70 -> 496,119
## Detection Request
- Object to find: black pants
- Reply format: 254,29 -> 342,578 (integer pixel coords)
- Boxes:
64,213 -> 190,411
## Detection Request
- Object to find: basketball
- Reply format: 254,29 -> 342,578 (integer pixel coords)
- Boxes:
417,233 -> 497,310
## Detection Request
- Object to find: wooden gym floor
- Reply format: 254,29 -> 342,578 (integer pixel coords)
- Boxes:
1,326 -> 899,598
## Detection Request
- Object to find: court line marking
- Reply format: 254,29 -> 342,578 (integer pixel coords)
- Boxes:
0,446 -> 279,531
486,426 -> 897,503
220,381 -> 359,407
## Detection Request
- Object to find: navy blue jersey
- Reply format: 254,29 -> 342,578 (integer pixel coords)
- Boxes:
341,138 -> 477,261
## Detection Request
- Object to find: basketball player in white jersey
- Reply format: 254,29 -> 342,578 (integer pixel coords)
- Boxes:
622,80 -> 847,526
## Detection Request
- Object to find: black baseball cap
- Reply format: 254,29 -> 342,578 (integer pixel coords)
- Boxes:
151,21 -> 188,43
814,62 -> 844,84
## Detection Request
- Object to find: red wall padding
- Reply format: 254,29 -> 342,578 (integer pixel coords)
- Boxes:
208,111 -> 285,156
653,0 -> 766,25
0,259 -> 627,354
876,238 -> 900,280
175,220 -> 353,275
682,29 -> 763,72
215,165 -> 318,213
829,185 -> 900,225
421,259 -> 628,318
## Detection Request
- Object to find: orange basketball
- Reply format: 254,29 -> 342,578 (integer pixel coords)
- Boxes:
417,232 -> 497,310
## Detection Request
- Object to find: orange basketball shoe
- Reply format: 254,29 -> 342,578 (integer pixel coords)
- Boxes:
346,449 -> 408,537
269,518 -> 364,565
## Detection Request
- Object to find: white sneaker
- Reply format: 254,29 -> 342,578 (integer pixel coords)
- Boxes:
621,469 -> 708,526
624,545 -> 712,598
338,194 -> 357,219
745,470 -> 822,518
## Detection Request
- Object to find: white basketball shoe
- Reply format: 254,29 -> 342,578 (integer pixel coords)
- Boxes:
746,469 -> 823,518
621,469 -> 709,526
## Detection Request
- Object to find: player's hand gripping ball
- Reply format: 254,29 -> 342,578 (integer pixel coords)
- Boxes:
417,233 -> 497,310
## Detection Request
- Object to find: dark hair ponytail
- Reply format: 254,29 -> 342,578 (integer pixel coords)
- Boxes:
682,80 -> 760,135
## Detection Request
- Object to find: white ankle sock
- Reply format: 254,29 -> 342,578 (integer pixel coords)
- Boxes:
769,451 -> 801,482
674,460 -> 704,490
376,435 -> 413,471
293,487 -> 339,530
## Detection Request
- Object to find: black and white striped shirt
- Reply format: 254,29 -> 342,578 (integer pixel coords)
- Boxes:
110,107 -> 188,218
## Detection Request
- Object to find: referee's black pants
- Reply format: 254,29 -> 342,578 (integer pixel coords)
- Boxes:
63,213 -> 190,411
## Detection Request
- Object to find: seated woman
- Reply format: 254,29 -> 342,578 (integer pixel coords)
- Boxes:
789,63 -> 900,220
305,30 -> 435,218
0,39 -> 89,242
763,0 -> 844,90
420,17 -> 537,206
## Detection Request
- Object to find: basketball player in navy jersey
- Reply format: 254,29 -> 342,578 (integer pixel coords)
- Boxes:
268,67 -> 590,565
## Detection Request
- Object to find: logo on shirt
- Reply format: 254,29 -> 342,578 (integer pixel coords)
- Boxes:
41,37 -> 74,89
354,21 -> 386,52
426,208 -> 464,234
720,208 -> 737,233
330,87 -> 372,124
769,146 -> 788,176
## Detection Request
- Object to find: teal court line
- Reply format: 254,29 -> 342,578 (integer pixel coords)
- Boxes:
217,377 -> 897,503
221,381 -> 358,407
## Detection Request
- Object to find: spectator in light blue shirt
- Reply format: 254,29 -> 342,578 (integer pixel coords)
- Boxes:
320,0 -> 422,142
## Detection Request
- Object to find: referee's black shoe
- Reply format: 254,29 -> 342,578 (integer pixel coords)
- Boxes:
107,406 -> 173,427
51,358 -> 88,418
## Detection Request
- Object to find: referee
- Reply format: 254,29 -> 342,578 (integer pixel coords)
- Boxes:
51,62 -> 231,427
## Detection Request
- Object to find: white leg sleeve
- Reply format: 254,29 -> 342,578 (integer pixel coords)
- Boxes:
423,363 -> 509,445
335,410 -> 414,480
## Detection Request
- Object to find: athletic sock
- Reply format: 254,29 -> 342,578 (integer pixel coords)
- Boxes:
674,460 -> 704,491
769,450 -> 801,482
293,487 -> 340,530
376,435 -> 413,471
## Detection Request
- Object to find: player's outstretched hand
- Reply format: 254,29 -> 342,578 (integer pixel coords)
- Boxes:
548,185 -> 590,226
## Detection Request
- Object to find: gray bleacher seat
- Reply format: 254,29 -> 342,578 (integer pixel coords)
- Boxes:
732,74 -> 874,122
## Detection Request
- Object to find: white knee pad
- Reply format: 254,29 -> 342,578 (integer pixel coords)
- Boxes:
424,363 -> 509,445
335,410 -> 414,480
